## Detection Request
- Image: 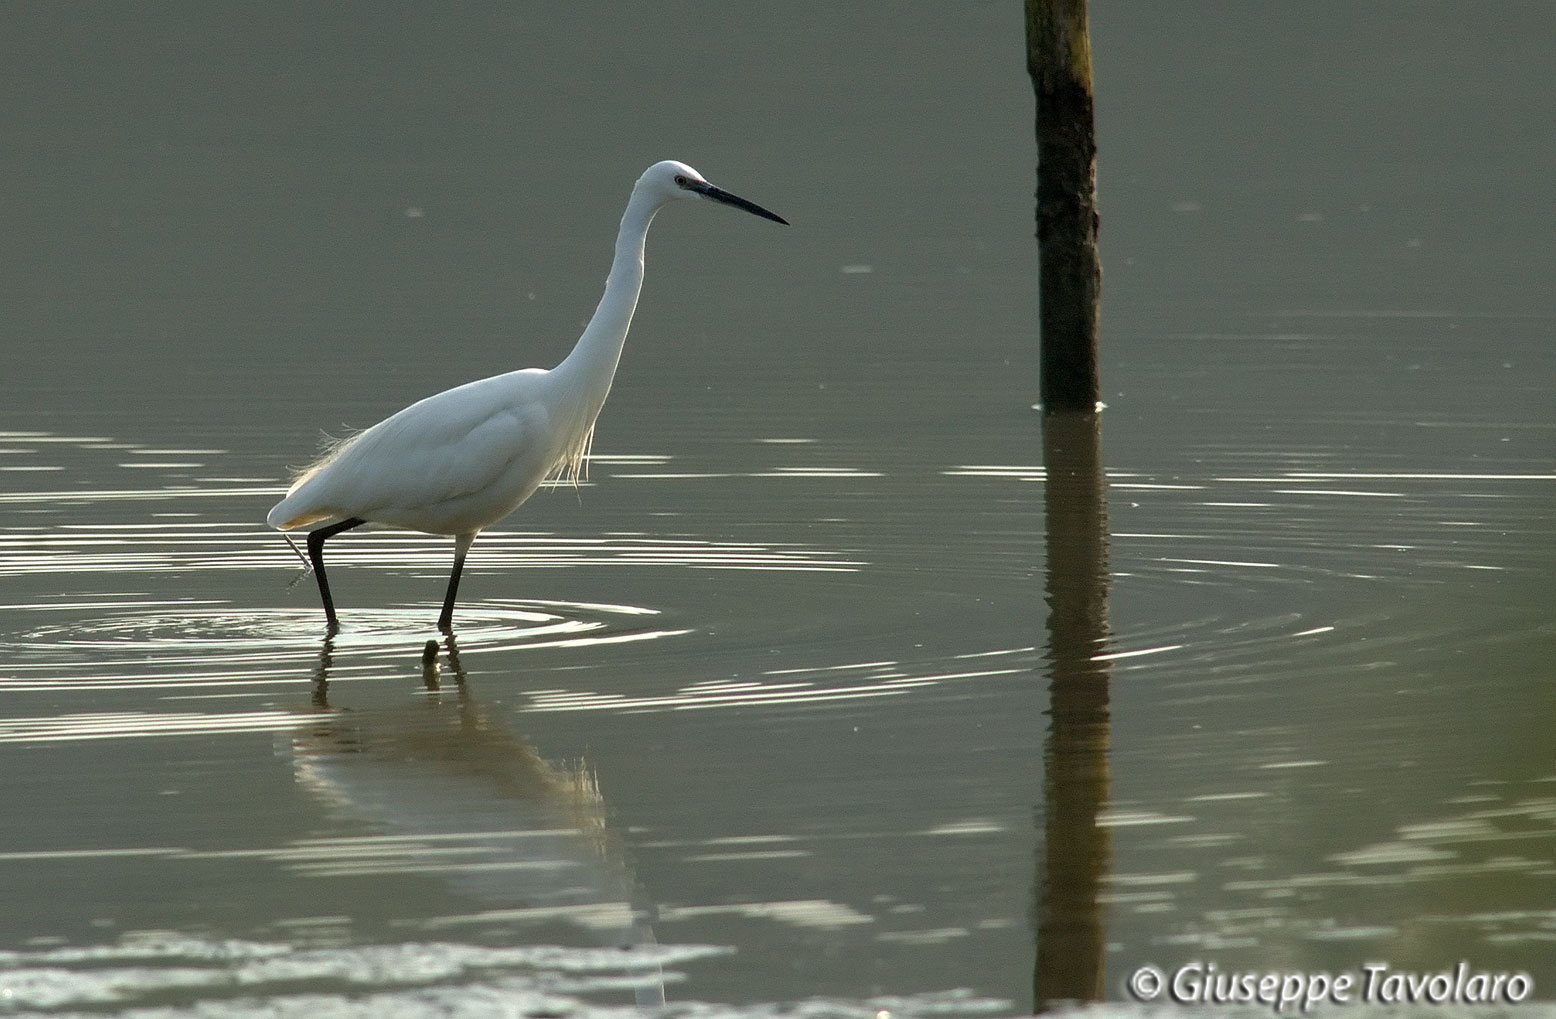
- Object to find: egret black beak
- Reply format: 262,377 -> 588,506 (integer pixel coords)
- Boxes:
691,180 -> 789,225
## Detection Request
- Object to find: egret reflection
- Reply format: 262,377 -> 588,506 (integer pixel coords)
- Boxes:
298,636 -> 665,1007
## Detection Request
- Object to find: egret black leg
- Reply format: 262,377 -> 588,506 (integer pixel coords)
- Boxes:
438,534 -> 476,634
305,517 -> 367,630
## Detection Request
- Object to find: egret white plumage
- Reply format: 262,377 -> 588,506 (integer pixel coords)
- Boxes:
267,160 -> 787,632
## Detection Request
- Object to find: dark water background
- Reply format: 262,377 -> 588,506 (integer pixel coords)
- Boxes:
1,4 -> 1552,1016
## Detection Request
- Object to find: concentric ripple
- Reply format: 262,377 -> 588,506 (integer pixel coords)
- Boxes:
0,598 -> 687,698
944,449 -> 1555,710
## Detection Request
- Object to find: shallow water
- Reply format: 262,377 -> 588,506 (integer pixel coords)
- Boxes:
3,5 -> 1555,1017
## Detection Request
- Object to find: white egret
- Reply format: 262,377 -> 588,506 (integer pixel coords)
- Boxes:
267,160 -> 787,632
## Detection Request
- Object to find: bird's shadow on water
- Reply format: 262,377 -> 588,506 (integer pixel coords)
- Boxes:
294,633 -> 668,1006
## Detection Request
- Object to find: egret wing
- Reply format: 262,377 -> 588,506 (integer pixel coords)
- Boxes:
269,371 -> 557,534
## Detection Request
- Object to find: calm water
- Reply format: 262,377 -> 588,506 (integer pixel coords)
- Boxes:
2,5 -> 1554,1017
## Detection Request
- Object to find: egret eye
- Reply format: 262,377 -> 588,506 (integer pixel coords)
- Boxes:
674,174 -> 689,187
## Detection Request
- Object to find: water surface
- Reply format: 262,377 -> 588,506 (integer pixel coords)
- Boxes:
2,4 -> 1553,1016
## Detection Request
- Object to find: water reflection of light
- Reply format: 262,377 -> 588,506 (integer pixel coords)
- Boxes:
0,431 -> 114,443
941,464 -> 1044,481
656,899 -> 874,929
521,656 -> 1028,715
607,467 -> 883,479
0,524 -> 864,576
1090,644 -> 1182,663
0,485 -> 275,506
1279,471 -> 1556,481
0,935 -> 740,1016
0,709 -> 314,743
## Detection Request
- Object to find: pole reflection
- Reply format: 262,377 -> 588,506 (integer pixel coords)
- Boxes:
1034,409 -> 1113,1012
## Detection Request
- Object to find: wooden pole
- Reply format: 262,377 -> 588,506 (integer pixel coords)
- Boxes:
1027,0 -> 1102,411
1029,12 -> 1108,991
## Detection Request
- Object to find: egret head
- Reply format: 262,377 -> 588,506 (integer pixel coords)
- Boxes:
637,160 -> 788,225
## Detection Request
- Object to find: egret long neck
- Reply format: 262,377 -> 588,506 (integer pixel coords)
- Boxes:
550,189 -> 660,405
